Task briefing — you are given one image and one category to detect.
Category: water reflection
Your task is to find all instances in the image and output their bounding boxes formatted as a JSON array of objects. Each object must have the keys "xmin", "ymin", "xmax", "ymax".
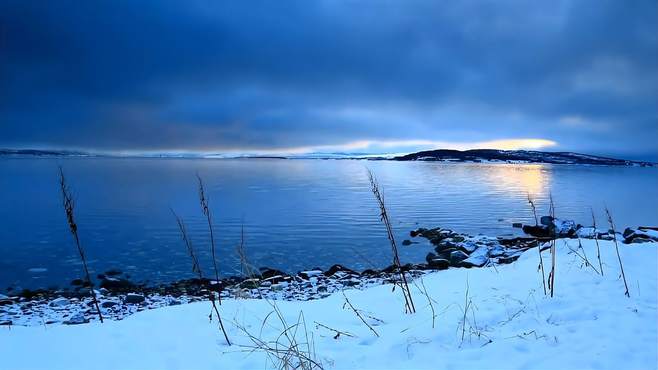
[{"xmin": 0, "ymin": 158, "xmax": 656, "ymax": 291}]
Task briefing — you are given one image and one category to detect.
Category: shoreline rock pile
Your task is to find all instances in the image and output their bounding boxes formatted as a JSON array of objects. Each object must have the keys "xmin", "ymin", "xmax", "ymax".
[{"xmin": 2, "ymin": 221, "xmax": 656, "ymax": 327}]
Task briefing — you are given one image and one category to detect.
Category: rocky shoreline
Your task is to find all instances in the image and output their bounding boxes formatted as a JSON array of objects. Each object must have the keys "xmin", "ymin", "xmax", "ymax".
[{"xmin": 1, "ymin": 221, "xmax": 656, "ymax": 327}]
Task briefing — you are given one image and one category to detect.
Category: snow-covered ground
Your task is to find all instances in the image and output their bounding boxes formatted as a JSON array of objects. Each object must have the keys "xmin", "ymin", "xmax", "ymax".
[{"xmin": 1, "ymin": 239, "xmax": 656, "ymax": 370}]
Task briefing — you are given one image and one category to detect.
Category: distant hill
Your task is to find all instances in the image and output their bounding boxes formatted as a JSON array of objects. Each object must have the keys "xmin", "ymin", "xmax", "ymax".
[
  {"xmin": 393, "ymin": 149, "xmax": 655, "ymax": 166},
  {"xmin": 0, "ymin": 149, "xmax": 92, "ymax": 157}
]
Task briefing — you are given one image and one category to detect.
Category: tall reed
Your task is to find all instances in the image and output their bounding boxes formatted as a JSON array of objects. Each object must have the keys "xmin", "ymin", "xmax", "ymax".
[
  {"xmin": 367, "ymin": 169, "xmax": 415, "ymax": 314},
  {"xmin": 527, "ymin": 194, "xmax": 547, "ymax": 295},
  {"xmin": 197, "ymin": 174, "xmax": 222, "ymax": 303},
  {"xmin": 591, "ymin": 208, "xmax": 604, "ymax": 276},
  {"xmin": 58, "ymin": 167, "xmax": 103, "ymax": 323},
  {"xmin": 548, "ymin": 194, "xmax": 556, "ymax": 297},
  {"xmin": 171, "ymin": 208, "xmax": 231, "ymax": 345},
  {"xmin": 605, "ymin": 208, "xmax": 630, "ymax": 297}
]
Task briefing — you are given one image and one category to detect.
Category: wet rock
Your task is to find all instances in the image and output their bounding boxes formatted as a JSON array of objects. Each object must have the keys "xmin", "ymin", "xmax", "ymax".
[
  {"xmin": 402, "ymin": 239, "xmax": 413, "ymax": 246},
  {"xmin": 258, "ymin": 267, "xmax": 286, "ymax": 280},
  {"xmin": 64, "ymin": 313, "xmax": 88, "ymax": 325},
  {"xmin": 0, "ymin": 320, "xmax": 12, "ymax": 326},
  {"xmin": 124, "ymin": 293, "xmax": 145, "ymax": 304},
  {"xmin": 540, "ymin": 216, "xmax": 553, "ymax": 226},
  {"xmin": 101, "ymin": 301, "xmax": 118, "ymax": 308},
  {"xmin": 298, "ymin": 270, "xmax": 323, "ymax": 279},
  {"xmin": 512, "ymin": 222, "xmax": 523, "ymax": 228},
  {"xmin": 100, "ymin": 277, "xmax": 136, "ymax": 291},
  {"xmin": 49, "ymin": 297, "xmax": 70, "ymax": 308},
  {"xmin": 324, "ymin": 264, "xmax": 357, "ymax": 277},
  {"xmin": 70, "ymin": 279, "xmax": 84, "ymax": 286},
  {"xmin": 105, "ymin": 269, "xmax": 123, "ymax": 276},
  {"xmin": 522, "ymin": 225, "xmax": 550, "ymax": 238},
  {"xmin": 425, "ymin": 252, "xmax": 450, "ymax": 269},
  {"xmin": 0, "ymin": 298, "xmax": 14, "ymax": 306},
  {"xmin": 449, "ymin": 250, "xmax": 469, "ymax": 265},
  {"xmin": 239, "ymin": 279, "xmax": 260, "ymax": 289}
]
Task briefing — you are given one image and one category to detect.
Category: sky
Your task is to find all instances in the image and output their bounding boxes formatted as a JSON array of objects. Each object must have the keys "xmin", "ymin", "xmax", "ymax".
[{"xmin": 1, "ymin": 0, "xmax": 656, "ymax": 160}]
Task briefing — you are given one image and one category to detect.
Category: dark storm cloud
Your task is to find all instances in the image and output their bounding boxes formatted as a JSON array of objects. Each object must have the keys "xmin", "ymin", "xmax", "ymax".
[{"xmin": 1, "ymin": 0, "xmax": 656, "ymax": 158}]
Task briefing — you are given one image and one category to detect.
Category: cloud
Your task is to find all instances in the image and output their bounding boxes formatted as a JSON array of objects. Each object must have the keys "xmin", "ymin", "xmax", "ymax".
[{"xmin": 0, "ymin": 0, "xmax": 656, "ymax": 159}]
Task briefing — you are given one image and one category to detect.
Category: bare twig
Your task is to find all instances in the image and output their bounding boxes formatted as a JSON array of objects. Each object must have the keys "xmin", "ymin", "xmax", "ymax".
[
  {"xmin": 528, "ymin": 194, "xmax": 547, "ymax": 295},
  {"xmin": 548, "ymin": 194, "xmax": 556, "ymax": 297},
  {"xmin": 197, "ymin": 174, "xmax": 222, "ymax": 301},
  {"xmin": 343, "ymin": 292, "xmax": 379, "ymax": 338},
  {"xmin": 172, "ymin": 207, "xmax": 231, "ymax": 346},
  {"xmin": 605, "ymin": 208, "xmax": 630, "ymax": 297},
  {"xmin": 58, "ymin": 167, "xmax": 103, "ymax": 323},
  {"xmin": 314, "ymin": 321, "xmax": 356, "ymax": 339},
  {"xmin": 591, "ymin": 208, "xmax": 604, "ymax": 276},
  {"xmin": 367, "ymin": 169, "xmax": 416, "ymax": 314}
]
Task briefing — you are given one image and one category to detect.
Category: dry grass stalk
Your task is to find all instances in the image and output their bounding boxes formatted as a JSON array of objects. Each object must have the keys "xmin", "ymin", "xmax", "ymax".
[
  {"xmin": 233, "ymin": 303, "xmax": 322, "ymax": 369},
  {"xmin": 171, "ymin": 208, "xmax": 231, "ymax": 346},
  {"xmin": 342, "ymin": 292, "xmax": 380, "ymax": 338},
  {"xmin": 314, "ymin": 321, "xmax": 356, "ymax": 339},
  {"xmin": 367, "ymin": 169, "xmax": 416, "ymax": 314},
  {"xmin": 197, "ymin": 174, "xmax": 222, "ymax": 303},
  {"xmin": 548, "ymin": 194, "xmax": 556, "ymax": 298},
  {"xmin": 605, "ymin": 208, "xmax": 630, "ymax": 297},
  {"xmin": 58, "ymin": 167, "xmax": 103, "ymax": 323},
  {"xmin": 527, "ymin": 194, "xmax": 547, "ymax": 295},
  {"xmin": 591, "ymin": 208, "xmax": 604, "ymax": 276}
]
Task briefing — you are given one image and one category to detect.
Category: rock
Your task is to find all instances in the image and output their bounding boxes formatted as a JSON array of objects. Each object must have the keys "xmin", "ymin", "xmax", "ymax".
[
  {"xmin": 427, "ymin": 257, "xmax": 450, "ymax": 270},
  {"xmin": 124, "ymin": 293, "xmax": 145, "ymax": 304},
  {"xmin": 623, "ymin": 227, "xmax": 658, "ymax": 243},
  {"xmin": 49, "ymin": 297, "xmax": 71, "ymax": 308},
  {"xmin": 402, "ymin": 239, "xmax": 413, "ymax": 246},
  {"xmin": 540, "ymin": 216, "xmax": 553, "ymax": 226},
  {"xmin": 65, "ymin": 312, "xmax": 89, "ymax": 325},
  {"xmin": 449, "ymin": 250, "xmax": 469, "ymax": 265},
  {"xmin": 298, "ymin": 270, "xmax": 323, "ymax": 279},
  {"xmin": 258, "ymin": 267, "xmax": 286, "ymax": 279},
  {"xmin": 512, "ymin": 222, "xmax": 523, "ymax": 228},
  {"xmin": 239, "ymin": 279, "xmax": 260, "ymax": 289},
  {"xmin": 100, "ymin": 277, "xmax": 136, "ymax": 291},
  {"xmin": 498, "ymin": 255, "xmax": 521, "ymax": 264},
  {"xmin": 459, "ymin": 247, "xmax": 489, "ymax": 268},
  {"xmin": 0, "ymin": 299, "xmax": 13, "ymax": 306},
  {"xmin": 551, "ymin": 218, "xmax": 577, "ymax": 237},
  {"xmin": 71, "ymin": 279, "xmax": 84, "ymax": 286},
  {"xmin": 324, "ymin": 264, "xmax": 357, "ymax": 277},
  {"xmin": 105, "ymin": 269, "xmax": 123, "ymax": 276},
  {"xmin": 522, "ymin": 225, "xmax": 551, "ymax": 238},
  {"xmin": 0, "ymin": 320, "xmax": 12, "ymax": 326},
  {"xmin": 101, "ymin": 301, "xmax": 118, "ymax": 308}
]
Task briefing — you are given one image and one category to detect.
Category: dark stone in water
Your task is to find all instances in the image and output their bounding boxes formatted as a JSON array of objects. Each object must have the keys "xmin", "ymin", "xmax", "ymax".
[
  {"xmin": 100, "ymin": 278, "xmax": 136, "ymax": 291},
  {"xmin": 522, "ymin": 225, "xmax": 551, "ymax": 238},
  {"xmin": 324, "ymin": 264, "xmax": 357, "ymax": 277},
  {"xmin": 105, "ymin": 269, "xmax": 123, "ymax": 276},
  {"xmin": 71, "ymin": 279, "xmax": 84, "ymax": 286},
  {"xmin": 258, "ymin": 267, "xmax": 287, "ymax": 280},
  {"xmin": 512, "ymin": 223, "xmax": 523, "ymax": 228},
  {"xmin": 402, "ymin": 239, "xmax": 413, "ymax": 246}
]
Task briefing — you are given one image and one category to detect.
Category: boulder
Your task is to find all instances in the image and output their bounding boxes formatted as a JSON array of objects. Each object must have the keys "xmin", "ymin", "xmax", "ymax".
[
  {"xmin": 65, "ymin": 312, "xmax": 88, "ymax": 325},
  {"xmin": 402, "ymin": 239, "xmax": 413, "ymax": 246},
  {"xmin": 324, "ymin": 264, "xmax": 357, "ymax": 277},
  {"xmin": 427, "ymin": 258, "xmax": 450, "ymax": 270},
  {"xmin": 449, "ymin": 250, "xmax": 469, "ymax": 265},
  {"xmin": 258, "ymin": 267, "xmax": 287, "ymax": 279},
  {"xmin": 100, "ymin": 277, "xmax": 136, "ymax": 291},
  {"xmin": 49, "ymin": 297, "xmax": 71, "ymax": 308},
  {"xmin": 124, "ymin": 293, "xmax": 145, "ymax": 304}
]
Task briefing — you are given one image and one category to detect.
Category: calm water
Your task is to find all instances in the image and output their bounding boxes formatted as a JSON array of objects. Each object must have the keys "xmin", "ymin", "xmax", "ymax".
[{"xmin": 1, "ymin": 158, "xmax": 657, "ymax": 291}]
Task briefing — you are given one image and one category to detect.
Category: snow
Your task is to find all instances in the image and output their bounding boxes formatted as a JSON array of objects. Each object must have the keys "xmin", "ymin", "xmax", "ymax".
[{"xmin": 1, "ymin": 239, "xmax": 656, "ymax": 370}]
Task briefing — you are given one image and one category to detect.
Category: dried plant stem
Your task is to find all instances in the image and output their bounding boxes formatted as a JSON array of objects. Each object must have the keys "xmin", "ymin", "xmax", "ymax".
[
  {"xmin": 367, "ymin": 169, "xmax": 416, "ymax": 314},
  {"xmin": 197, "ymin": 174, "xmax": 223, "ymax": 303},
  {"xmin": 527, "ymin": 194, "xmax": 547, "ymax": 295},
  {"xmin": 172, "ymin": 208, "xmax": 231, "ymax": 345},
  {"xmin": 343, "ymin": 292, "xmax": 379, "ymax": 338},
  {"xmin": 591, "ymin": 208, "xmax": 604, "ymax": 276},
  {"xmin": 548, "ymin": 194, "xmax": 556, "ymax": 298},
  {"xmin": 605, "ymin": 208, "xmax": 630, "ymax": 297},
  {"xmin": 58, "ymin": 167, "xmax": 103, "ymax": 323}
]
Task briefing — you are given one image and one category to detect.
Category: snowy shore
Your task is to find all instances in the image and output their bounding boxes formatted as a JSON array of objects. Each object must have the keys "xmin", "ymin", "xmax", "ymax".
[{"xmin": 1, "ymin": 238, "xmax": 656, "ymax": 370}]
